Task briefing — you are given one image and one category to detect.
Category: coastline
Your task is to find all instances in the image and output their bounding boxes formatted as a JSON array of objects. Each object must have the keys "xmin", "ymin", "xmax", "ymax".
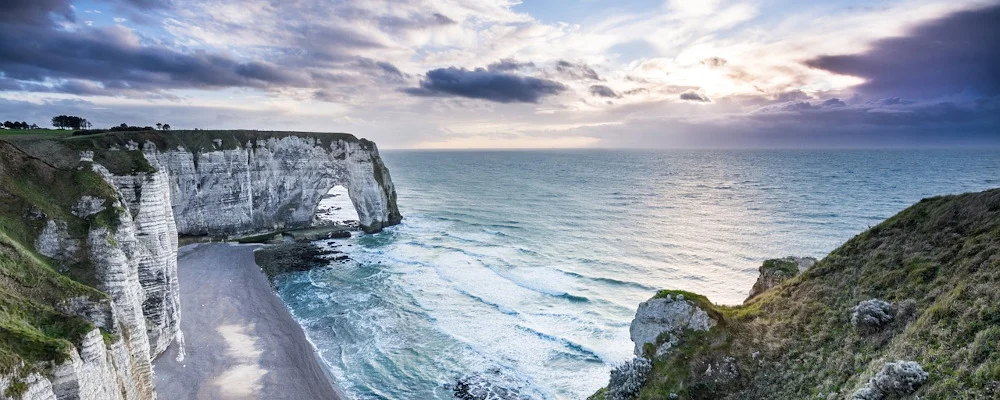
[{"xmin": 153, "ymin": 243, "xmax": 345, "ymax": 400}]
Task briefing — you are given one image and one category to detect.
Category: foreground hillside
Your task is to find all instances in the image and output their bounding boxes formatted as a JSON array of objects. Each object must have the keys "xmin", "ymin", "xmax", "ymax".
[{"xmin": 594, "ymin": 188, "xmax": 1000, "ymax": 399}]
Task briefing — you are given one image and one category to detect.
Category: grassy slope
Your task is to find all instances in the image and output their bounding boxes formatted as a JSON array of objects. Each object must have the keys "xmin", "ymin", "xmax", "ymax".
[
  {"xmin": 0, "ymin": 140, "xmax": 115, "ymax": 386},
  {"xmin": 608, "ymin": 189, "xmax": 1000, "ymax": 399},
  {"xmin": 0, "ymin": 129, "xmax": 71, "ymax": 138}
]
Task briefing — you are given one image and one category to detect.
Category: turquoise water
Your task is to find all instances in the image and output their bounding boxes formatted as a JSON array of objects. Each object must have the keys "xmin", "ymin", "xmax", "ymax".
[{"xmin": 276, "ymin": 150, "xmax": 1000, "ymax": 399}]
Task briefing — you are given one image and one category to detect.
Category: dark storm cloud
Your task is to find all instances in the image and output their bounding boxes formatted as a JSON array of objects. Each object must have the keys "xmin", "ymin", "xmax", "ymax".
[
  {"xmin": 740, "ymin": 5, "xmax": 1000, "ymax": 144},
  {"xmin": 0, "ymin": 0, "xmax": 390, "ymax": 96},
  {"xmin": 404, "ymin": 67, "xmax": 567, "ymax": 103},
  {"xmin": 1, "ymin": 0, "xmax": 74, "ymax": 24},
  {"xmin": 806, "ymin": 4, "xmax": 1000, "ymax": 99},
  {"xmin": 679, "ymin": 91, "xmax": 711, "ymax": 102},
  {"xmin": 0, "ymin": 24, "xmax": 310, "ymax": 91},
  {"xmin": 487, "ymin": 59, "xmax": 535, "ymax": 73},
  {"xmin": 589, "ymin": 85, "xmax": 620, "ymax": 98},
  {"xmin": 750, "ymin": 97, "xmax": 1000, "ymax": 128},
  {"xmin": 555, "ymin": 60, "xmax": 600, "ymax": 81}
]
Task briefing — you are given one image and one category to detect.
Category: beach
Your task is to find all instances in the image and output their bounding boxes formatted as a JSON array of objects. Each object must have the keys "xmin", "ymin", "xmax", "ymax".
[{"xmin": 153, "ymin": 243, "xmax": 342, "ymax": 400}]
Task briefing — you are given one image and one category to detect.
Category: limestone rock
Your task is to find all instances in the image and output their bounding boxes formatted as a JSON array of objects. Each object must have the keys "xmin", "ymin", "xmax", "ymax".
[
  {"xmin": 148, "ymin": 136, "xmax": 401, "ymax": 235},
  {"xmin": 629, "ymin": 294, "xmax": 716, "ymax": 357},
  {"xmin": 35, "ymin": 219, "xmax": 81, "ymax": 266},
  {"xmin": 607, "ymin": 357, "xmax": 652, "ymax": 400},
  {"xmin": 72, "ymin": 196, "xmax": 107, "ymax": 218},
  {"xmin": 745, "ymin": 256, "xmax": 816, "ymax": 302}
]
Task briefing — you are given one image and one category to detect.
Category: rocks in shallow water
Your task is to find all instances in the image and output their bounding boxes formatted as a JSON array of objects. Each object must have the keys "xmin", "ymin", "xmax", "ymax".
[
  {"xmin": 851, "ymin": 299, "xmax": 895, "ymax": 331},
  {"xmin": 746, "ymin": 256, "xmax": 816, "ymax": 302},
  {"xmin": 607, "ymin": 357, "xmax": 652, "ymax": 400},
  {"xmin": 629, "ymin": 293, "xmax": 716, "ymax": 357},
  {"xmin": 852, "ymin": 361, "xmax": 928, "ymax": 400},
  {"xmin": 451, "ymin": 367, "xmax": 532, "ymax": 400},
  {"xmin": 253, "ymin": 243, "xmax": 331, "ymax": 279}
]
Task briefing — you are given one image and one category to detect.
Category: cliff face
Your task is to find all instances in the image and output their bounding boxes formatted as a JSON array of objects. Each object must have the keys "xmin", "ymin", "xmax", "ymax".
[
  {"xmin": 592, "ymin": 189, "xmax": 1000, "ymax": 400},
  {"xmin": 150, "ymin": 135, "xmax": 400, "ymax": 235},
  {"xmin": 0, "ymin": 131, "xmax": 401, "ymax": 399}
]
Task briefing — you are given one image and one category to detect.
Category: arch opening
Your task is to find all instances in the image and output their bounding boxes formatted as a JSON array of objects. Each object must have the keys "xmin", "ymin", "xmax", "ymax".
[{"xmin": 312, "ymin": 185, "xmax": 361, "ymax": 231}]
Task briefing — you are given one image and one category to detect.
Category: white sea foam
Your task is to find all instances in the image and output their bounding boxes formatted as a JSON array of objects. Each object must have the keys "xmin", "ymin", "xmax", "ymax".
[{"xmin": 274, "ymin": 150, "xmax": 1000, "ymax": 400}]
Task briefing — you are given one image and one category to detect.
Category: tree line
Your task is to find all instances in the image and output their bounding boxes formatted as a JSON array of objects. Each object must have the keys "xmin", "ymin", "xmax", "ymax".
[
  {"xmin": 73, "ymin": 122, "xmax": 174, "ymax": 136},
  {"xmin": 2, "ymin": 115, "xmax": 177, "ymax": 133},
  {"xmin": 2, "ymin": 121, "xmax": 39, "ymax": 130}
]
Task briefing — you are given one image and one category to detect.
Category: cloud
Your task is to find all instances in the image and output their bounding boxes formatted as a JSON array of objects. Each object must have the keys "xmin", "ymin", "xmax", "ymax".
[
  {"xmin": 589, "ymin": 85, "xmax": 620, "ymax": 98},
  {"xmin": 0, "ymin": 23, "xmax": 314, "ymax": 92},
  {"xmin": 679, "ymin": 90, "xmax": 711, "ymax": 102},
  {"xmin": 487, "ymin": 59, "xmax": 535, "ymax": 73},
  {"xmin": 555, "ymin": 60, "xmax": 600, "ymax": 81},
  {"xmin": 355, "ymin": 58, "xmax": 406, "ymax": 81},
  {"xmin": 806, "ymin": 4, "xmax": 1000, "ymax": 99},
  {"xmin": 0, "ymin": 0, "xmax": 416, "ymax": 97},
  {"xmin": 821, "ymin": 98, "xmax": 846, "ymax": 107},
  {"xmin": 404, "ymin": 67, "xmax": 567, "ymax": 103},
  {"xmin": 701, "ymin": 57, "xmax": 728, "ymax": 67},
  {"xmin": 1, "ymin": 0, "xmax": 74, "ymax": 24}
]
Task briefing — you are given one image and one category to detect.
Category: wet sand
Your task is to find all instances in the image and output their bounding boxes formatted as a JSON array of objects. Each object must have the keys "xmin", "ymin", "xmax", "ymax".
[{"xmin": 154, "ymin": 243, "xmax": 343, "ymax": 400}]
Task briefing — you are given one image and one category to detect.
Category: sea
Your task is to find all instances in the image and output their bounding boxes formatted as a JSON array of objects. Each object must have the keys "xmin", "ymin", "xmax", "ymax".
[{"xmin": 274, "ymin": 149, "xmax": 1000, "ymax": 400}]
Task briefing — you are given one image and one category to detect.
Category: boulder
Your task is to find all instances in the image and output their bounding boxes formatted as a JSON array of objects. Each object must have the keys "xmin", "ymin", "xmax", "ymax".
[
  {"xmin": 852, "ymin": 361, "xmax": 928, "ymax": 400},
  {"xmin": 851, "ymin": 299, "xmax": 895, "ymax": 331}
]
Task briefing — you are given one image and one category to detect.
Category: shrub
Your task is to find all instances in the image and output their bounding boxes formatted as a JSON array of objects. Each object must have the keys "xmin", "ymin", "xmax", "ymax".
[
  {"xmin": 608, "ymin": 357, "xmax": 652, "ymax": 400},
  {"xmin": 851, "ymin": 299, "xmax": 894, "ymax": 331},
  {"xmin": 852, "ymin": 361, "xmax": 928, "ymax": 400}
]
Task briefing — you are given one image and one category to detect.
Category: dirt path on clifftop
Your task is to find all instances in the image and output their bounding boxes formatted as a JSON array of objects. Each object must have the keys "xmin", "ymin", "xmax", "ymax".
[{"xmin": 154, "ymin": 243, "xmax": 343, "ymax": 400}]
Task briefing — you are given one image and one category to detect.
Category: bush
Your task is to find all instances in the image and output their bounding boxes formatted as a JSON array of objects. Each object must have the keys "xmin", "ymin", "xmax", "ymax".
[
  {"xmin": 608, "ymin": 357, "xmax": 652, "ymax": 400},
  {"xmin": 852, "ymin": 361, "xmax": 928, "ymax": 400},
  {"xmin": 851, "ymin": 299, "xmax": 894, "ymax": 331}
]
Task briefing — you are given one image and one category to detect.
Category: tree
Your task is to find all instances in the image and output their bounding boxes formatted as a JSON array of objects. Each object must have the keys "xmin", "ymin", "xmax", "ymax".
[
  {"xmin": 3, "ymin": 121, "xmax": 12, "ymax": 129},
  {"xmin": 156, "ymin": 123, "xmax": 162, "ymax": 130},
  {"xmin": 162, "ymin": 124, "xmax": 171, "ymax": 131},
  {"xmin": 51, "ymin": 115, "xmax": 88, "ymax": 130},
  {"xmin": 29, "ymin": 123, "xmax": 39, "ymax": 129}
]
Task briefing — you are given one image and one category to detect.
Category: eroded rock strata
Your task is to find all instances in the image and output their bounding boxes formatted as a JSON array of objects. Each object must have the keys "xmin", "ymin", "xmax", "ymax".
[{"xmin": 0, "ymin": 131, "xmax": 401, "ymax": 399}]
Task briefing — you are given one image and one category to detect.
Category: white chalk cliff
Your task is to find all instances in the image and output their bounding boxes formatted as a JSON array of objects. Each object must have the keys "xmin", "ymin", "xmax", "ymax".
[{"xmin": 0, "ymin": 131, "xmax": 401, "ymax": 399}]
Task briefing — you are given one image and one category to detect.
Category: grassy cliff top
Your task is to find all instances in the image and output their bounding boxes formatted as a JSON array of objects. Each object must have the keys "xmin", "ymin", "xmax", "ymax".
[
  {"xmin": 600, "ymin": 188, "xmax": 1000, "ymax": 399},
  {"xmin": 1, "ymin": 130, "xmax": 369, "ymax": 175}
]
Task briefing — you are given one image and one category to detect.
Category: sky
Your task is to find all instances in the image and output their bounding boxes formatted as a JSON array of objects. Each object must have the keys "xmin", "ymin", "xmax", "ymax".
[{"xmin": 0, "ymin": 0, "xmax": 998, "ymax": 149}]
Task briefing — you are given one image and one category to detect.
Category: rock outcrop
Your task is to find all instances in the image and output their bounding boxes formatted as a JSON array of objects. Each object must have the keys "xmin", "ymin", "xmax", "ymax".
[
  {"xmin": 0, "ymin": 131, "xmax": 401, "ymax": 399},
  {"xmin": 629, "ymin": 292, "xmax": 717, "ymax": 357},
  {"xmin": 745, "ymin": 256, "xmax": 815, "ymax": 302}
]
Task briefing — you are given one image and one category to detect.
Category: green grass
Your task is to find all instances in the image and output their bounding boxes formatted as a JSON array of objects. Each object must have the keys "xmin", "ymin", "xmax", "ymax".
[
  {"xmin": 0, "ymin": 231, "xmax": 102, "ymax": 375},
  {"xmin": 0, "ymin": 140, "xmax": 117, "ymax": 379},
  {"xmin": 0, "ymin": 129, "xmax": 70, "ymax": 137},
  {"xmin": 596, "ymin": 189, "xmax": 1000, "ymax": 399}
]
